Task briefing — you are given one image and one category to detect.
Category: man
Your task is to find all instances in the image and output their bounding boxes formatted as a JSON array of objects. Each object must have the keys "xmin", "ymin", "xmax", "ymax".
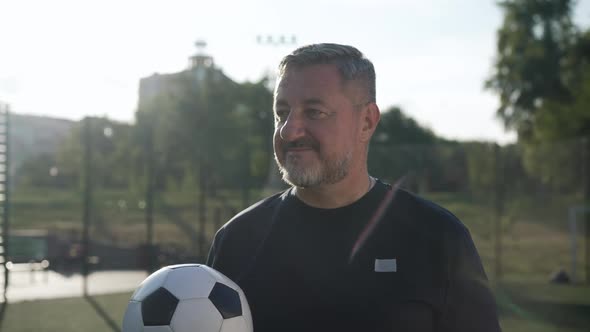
[{"xmin": 207, "ymin": 43, "xmax": 501, "ymax": 331}]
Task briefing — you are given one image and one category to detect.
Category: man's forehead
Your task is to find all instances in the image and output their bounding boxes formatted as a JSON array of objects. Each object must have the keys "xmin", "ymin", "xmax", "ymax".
[
  {"xmin": 277, "ymin": 64, "xmax": 342, "ymax": 83},
  {"xmin": 275, "ymin": 65, "xmax": 342, "ymax": 94},
  {"xmin": 274, "ymin": 65, "xmax": 364, "ymax": 104}
]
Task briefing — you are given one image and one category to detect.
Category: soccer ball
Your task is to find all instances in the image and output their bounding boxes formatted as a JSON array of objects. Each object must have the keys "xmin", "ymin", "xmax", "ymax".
[{"xmin": 122, "ymin": 264, "xmax": 253, "ymax": 332}]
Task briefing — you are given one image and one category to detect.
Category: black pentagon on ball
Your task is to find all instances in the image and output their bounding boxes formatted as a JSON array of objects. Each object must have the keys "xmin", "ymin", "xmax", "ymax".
[
  {"xmin": 209, "ymin": 282, "xmax": 242, "ymax": 319},
  {"xmin": 142, "ymin": 287, "xmax": 179, "ymax": 326}
]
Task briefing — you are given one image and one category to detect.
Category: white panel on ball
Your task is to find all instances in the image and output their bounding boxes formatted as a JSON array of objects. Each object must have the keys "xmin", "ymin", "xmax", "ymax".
[
  {"xmin": 164, "ymin": 265, "xmax": 217, "ymax": 300},
  {"xmin": 131, "ymin": 267, "xmax": 171, "ymax": 301},
  {"xmin": 220, "ymin": 316, "xmax": 248, "ymax": 332},
  {"xmin": 207, "ymin": 266, "xmax": 240, "ymax": 291},
  {"xmin": 121, "ymin": 301, "xmax": 143, "ymax": 332},
  {"xmin": 170, "ymin": 298, "xmax": 224, "ymax": 332},
  {"xmin": 240, "ymin": 297, "xmax": 253, "ymax": 332},
  {"xmin": 204, "ymin": 265, "xmax": 253, "ymax": 332}
]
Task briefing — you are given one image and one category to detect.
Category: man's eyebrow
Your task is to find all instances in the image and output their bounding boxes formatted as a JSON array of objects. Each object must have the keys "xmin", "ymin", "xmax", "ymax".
[
  {"xmin": 274, "ymin": 98, "xmax": 327, "ymax": 107},
  {"xmin": 274, "ymin": 99, "xmax": 289, "ymax": 108}
]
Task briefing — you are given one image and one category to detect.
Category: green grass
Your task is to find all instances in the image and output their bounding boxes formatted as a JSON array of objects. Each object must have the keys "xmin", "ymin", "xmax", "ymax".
[
  {"xmin": 1, "ymin": 281, "xmax": 589, "ymax": 332},
  {"xmin": 495, "ymin": 282, "xmax": 590, "ymax": 331},
  {"xmin": 500, "ymin": 317, "xmax": 585, "ymax": 332},
  {"xmin": 422, "ymin": 192, "xmax": 587, "ymax": 283},
  {"xmin": 10, "ymin": 187, "xmax": 589, "ymax": 280},
  {"xmin": 8, "ymin": 184, "xmax": 588, "ymax": 330},
  {"xmin": 0, "ymin": 293, "xmax": 130, "ymax": 332},
  {"xmin": 10, "ymin": 187, "xmax": 248, "ymax": 253}
]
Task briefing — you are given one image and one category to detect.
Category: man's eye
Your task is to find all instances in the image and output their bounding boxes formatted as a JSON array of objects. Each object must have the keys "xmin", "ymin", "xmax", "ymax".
[
  {"xmin": 275, "ymin": 110, "xmax": 289, "ymax": 122},
  {"xmin": 306, "ymin": 109, "xmax": 328, "ymax": 120}
]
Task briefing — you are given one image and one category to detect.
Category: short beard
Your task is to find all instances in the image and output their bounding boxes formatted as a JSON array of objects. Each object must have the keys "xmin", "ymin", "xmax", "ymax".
[{"xmin": 275, "ymin": 150, "xmax": 352, "ymax": 188}]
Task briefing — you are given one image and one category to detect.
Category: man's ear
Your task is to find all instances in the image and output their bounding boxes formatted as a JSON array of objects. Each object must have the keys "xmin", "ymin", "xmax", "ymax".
[{"xmin": 360, "ymin": 102, "xmax": 380, "ymax": 142}]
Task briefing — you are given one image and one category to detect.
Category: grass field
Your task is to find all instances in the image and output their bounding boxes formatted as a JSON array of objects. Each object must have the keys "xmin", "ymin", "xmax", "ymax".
[
  {"xmin": 496, "ymin": 281, "xmax": 590, "ymax": 331},
  {"xmin": 1, "ymin": 281, "xmax": 588, "ymax": 332},
  {"xmin": 11, "ymin": 187, "xmax": 587, "ymax": 279},
  {"xmin": 5, "ymin": 186, "xmax": 590, "ymax": 330},
  {"xmin": 0, "ymin": 293, "xmax": 130, "ymax": 332}
]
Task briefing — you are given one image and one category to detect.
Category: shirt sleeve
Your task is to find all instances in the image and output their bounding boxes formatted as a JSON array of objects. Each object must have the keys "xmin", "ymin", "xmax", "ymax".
[
  {"xmin": 440, "ymin": 225, "xmax": 502, "ymax": 332},
  {"xmin": 206, "ymin": 227, "xmax": 226, "ymax": 268}
]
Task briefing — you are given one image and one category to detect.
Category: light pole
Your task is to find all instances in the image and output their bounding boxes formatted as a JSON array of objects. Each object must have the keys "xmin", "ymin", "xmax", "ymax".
[{"xmin": 256, "ymin": 34, "xmax": 298, "ymax": 90}]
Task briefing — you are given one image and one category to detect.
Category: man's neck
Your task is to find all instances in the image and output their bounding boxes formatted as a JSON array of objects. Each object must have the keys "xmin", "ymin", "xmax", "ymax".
[{"xmin": 293, "ymin": 172, "xmax": 374, "ymax": 209}]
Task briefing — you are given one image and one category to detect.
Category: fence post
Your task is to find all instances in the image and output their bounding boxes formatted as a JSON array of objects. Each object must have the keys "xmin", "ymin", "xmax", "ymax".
[
  {"xmin": 82, "ymin": 118, "xmax": 93, "ymax": 296},
  {"xmin": 0, "ymin": 104, "xmax": 11, "ymax": 301},
  {"xmin": 198, "ymin": 161, "xmax": 208, "ymax": 260},
  {"xmin": 145, "ymin": 123, "xmax": 156, "ymax": 273},
  {"xmin": 493, "ymin": 143, "xmax": 504, "ymax": 282},
  {"xmin": 584, "ymin": 137, "xmax": 590, "ymax": 284}
]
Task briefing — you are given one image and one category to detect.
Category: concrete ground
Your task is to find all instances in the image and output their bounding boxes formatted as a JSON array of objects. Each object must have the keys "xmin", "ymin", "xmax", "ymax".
[{"xmin": 0, "ymin": 267, "xmax": 147, "ymax": 303}]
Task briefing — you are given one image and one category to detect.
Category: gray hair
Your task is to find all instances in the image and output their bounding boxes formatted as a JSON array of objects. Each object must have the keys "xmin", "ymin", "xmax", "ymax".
[{"xmin": 277, "ymin": 43, "xmax": 376, "ymax": 103}]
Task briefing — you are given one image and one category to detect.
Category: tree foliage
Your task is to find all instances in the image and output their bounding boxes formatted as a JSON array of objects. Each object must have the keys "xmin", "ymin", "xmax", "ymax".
[
  {"xmin": 533, "ymin": 30, "xmax": 590, "ymax": 141},
  {"xmin": 135, "ymin": 69, "xmax": 274, "ymax": 193},
  {"xmin": 369, "ymin": 107, "xmax": 443, "ymax": 192},
  {"xmin": 486, "ymin": 0, "xmax": 578, "ymax": 138},
  {"xmin": 487, "ymin": 0, "xmax": 590, "ymax": 193},
  {"xmin": 54, "ymin": 117, "xmax": 135, "ymax": 190}
]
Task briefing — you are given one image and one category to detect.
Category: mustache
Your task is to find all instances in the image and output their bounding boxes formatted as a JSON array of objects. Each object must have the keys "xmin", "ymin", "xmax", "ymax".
[{"xmin": 282, "ymin": 138, "xmax": 319, "ymax": 150}]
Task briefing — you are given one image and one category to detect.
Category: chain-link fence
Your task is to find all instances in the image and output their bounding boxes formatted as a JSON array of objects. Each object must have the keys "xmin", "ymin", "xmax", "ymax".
[
  {"xmin": 371, "ymin": 140, "xmax": 589, "ymax": 284},
  {"xmin": 3, "ymin": 111, "xmax": 590, "ymax": 330},
  {"xmin": 7, "ymin": 117, "xmax": 589, "ymax": 282}
]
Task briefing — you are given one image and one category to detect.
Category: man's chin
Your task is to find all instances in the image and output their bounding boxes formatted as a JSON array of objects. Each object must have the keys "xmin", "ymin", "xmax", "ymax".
[{"xmin": 281, "ymin": 169, "xmax": 322, "ymax": 188}]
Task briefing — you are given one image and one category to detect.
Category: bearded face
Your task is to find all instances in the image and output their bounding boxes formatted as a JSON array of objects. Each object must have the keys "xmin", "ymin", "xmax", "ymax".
[{"xmin": 274, "ymin": 136, "xmax": 352, "ymax": 188}]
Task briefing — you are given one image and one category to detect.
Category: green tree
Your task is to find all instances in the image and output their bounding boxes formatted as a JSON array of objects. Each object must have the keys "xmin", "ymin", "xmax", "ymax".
[
  {"xmin": 16, "ymin": 153, "xmax": 76, "ymax": 188},
  {"xmin": 55, "ymin": 117, "xmax": 135, "ymax": 190},
  {"xmin": 231, "ymin": 79, "xmax": 275, "ymax": 188},
  {"xmin": 135, "ymin": 69, "xmax": 274, "ymax": 194},
  {"xmin": 533, "ymin": 30, "xmax": 590, "ymax": 141},
  {"xmin": 485, "ymin": 0, "xmax": 578, "ymax": 138},
  {"xmin": 369, "ymin": 106, "xmax": 440, "ymax": 192},
  {"xmin": 487, "ymin": 0, "xmax": 590, "ymax": 193}
]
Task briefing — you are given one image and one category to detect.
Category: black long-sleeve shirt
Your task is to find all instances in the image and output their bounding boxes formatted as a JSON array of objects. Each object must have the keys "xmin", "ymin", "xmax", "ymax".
[{"xmin": 207, "ymin": 180, "xmax": 501, "ymax": 332}]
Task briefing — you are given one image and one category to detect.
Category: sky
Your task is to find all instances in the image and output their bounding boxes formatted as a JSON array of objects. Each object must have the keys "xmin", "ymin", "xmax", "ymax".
[{"xmin": 0, "ymin": 0, "xmax": 589, "ymax": 144}]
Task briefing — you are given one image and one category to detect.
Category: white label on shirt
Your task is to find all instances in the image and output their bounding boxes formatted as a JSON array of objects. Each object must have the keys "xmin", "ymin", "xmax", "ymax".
[{"xmin": 374, "ymin": 258, "xmax": 397, "ymax": 272}]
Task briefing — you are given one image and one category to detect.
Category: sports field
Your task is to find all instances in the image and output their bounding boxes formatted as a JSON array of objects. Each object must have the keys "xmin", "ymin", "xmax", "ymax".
[
  {"xmin": 0, "ymin": 281, "xmax": 589, "ymax": 332},
  {"xmin": 5, "ymin": 189, "xmax": 589, "ymax": 331}
]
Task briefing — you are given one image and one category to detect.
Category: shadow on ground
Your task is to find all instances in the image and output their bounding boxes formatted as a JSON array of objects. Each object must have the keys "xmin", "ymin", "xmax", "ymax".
[
  {"xmin": 85, "ymin": 295, "xmax": 121, "ymax": 332},
  {"xmin": 0, "ymin": 302, "xmax": 6, "ymax": 331}
]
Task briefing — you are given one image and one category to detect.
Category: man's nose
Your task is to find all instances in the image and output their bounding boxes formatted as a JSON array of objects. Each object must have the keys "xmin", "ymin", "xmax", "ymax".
[{"xmin": 279, "ymin": 112, "xmax": 306, "ymax": 141}]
